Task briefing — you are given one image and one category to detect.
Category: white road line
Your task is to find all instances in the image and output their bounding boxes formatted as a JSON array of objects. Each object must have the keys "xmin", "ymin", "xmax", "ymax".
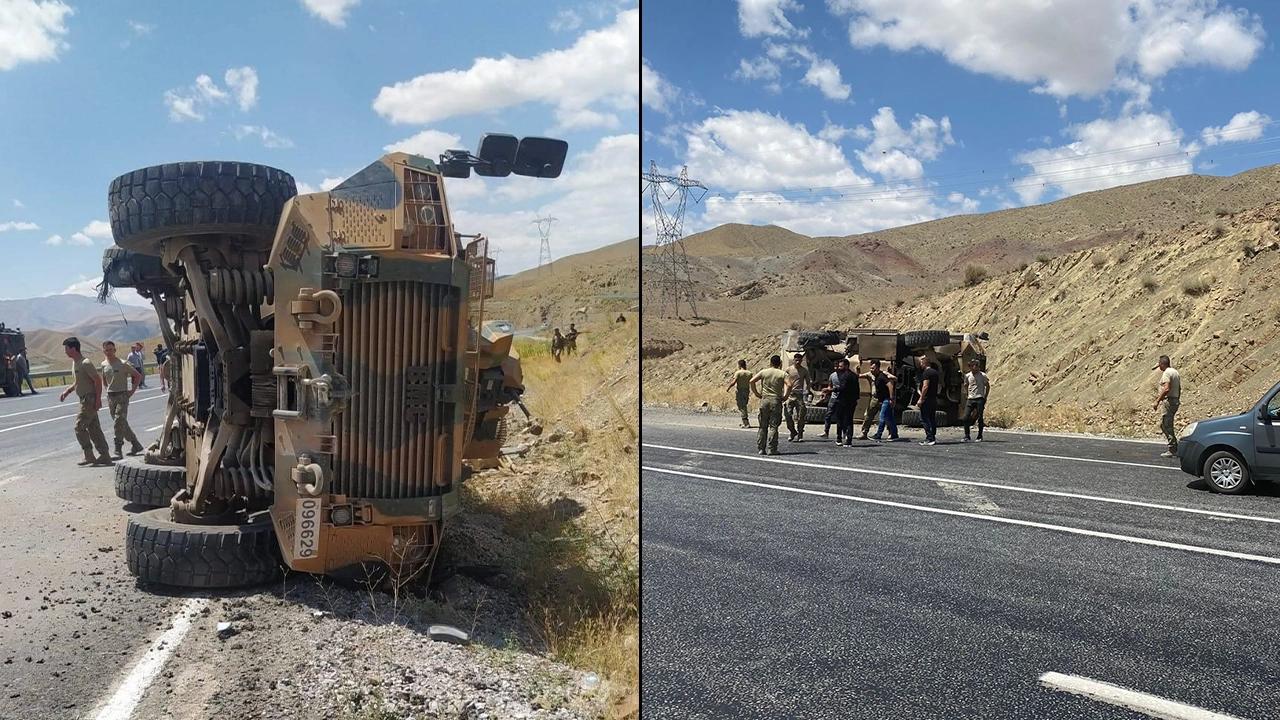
[
  {"xmin": 90, "ymin": 597, "xmax": 208, "ymax": 720},
  {"xmin": 1038, "ymin": 671, "xmax": 1243, "ymax": 719},
  {"xmin": 0, "ymin": 388, "xmax": 165, "ymax": 419},
  {"xmin": 644, "ymin": 417, "xmax": 1167, "ymax": 445},
  {"xmin": 145, "ymin": 425, "xmax": 163, "ymax": 432},
  {"xmin": 642, "ymin": 443, "xmax": 1280, "ymax": 526},
  {"xmin": 1006, "ymin": 451, "xmax": 1178, "ymax": 471},
  {"xmin": 0, "ymin": 475, "xmax": 24, "ymax": 489},
  {"xmin": 0, "ymin": 394, "xmax": 165, "ymax": 434},
  {"xmin": 644, "ymin": 465, "xmax": 1280, "ymax": 566}
]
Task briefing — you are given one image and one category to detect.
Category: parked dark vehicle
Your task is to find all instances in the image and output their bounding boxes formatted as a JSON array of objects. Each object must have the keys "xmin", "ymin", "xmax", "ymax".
[
  {"xmin": 0, "ymin": 323, "xmax": 26, "ymax": 397},
  {"xmin": 1177, "ymin": 380, "xmax": 1280, "ymax": 494}
]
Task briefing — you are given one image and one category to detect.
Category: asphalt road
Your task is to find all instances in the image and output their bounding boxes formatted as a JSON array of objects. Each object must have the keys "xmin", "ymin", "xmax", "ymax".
[
  {"xmin": 642, "ymin": 409, "xmax": 1280, "ymax": 720},
  {"xmin": 0, "ymin": 382, "xmax": 177, "ymax": 720}
]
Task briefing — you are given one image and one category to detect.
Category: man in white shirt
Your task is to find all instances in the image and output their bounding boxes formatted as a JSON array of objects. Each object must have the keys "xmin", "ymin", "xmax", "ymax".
[
  {"xmin": 127, "ymin": 342, "xmax": 147, "ymax": 388},
  {"xmin": 1153, "ymin": 355, "xmax": 1181, "ymax": 458},
  {"xmin": 961, "ymin": 359, "xmax": 990, "ymax": 442}
]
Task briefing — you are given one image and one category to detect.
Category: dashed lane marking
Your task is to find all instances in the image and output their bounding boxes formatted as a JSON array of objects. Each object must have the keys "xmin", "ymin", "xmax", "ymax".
[
  {"xmin": 644, "ymin": 465, "xmax": 1280, "ymax": 567},
  {"xmin": 0, "ymin": 394, "xmax": 165, "ymax": 434},
  {"xmin": 642, "ymin": 443, "xmax": 1280, "ymax": 525},
  {"xmin": 1038, "ymin": 671, "xmax": 1244, "ymax": 719},
  {"xmin": 145, "ymin": 425, "xmax": 163, "ymax": 432},
  {"xmin": 1006, "ymin": 450, "xmax": 1178, "ymax": 471},
  {"xmin": 90, "ymin": 597, "xmax": 208, "ymax": 720}
]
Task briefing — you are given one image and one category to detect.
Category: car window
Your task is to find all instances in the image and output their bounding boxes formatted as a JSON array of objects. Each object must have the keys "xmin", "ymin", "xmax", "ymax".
[{"xmin": 1269, "ymin": 393, "xmax": 1280, "ymax": 418}]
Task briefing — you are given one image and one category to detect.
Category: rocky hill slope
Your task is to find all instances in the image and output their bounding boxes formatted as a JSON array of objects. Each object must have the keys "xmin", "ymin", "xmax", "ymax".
[
  {"xmin": 488, "ymin": 238, "xmax": 638, "ymax": 330},
  {"xmin": 644, "ymin": 167, "xmax": 1280, "ymax": 437}
]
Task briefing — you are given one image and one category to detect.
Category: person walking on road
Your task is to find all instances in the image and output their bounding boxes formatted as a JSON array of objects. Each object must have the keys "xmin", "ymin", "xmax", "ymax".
[
  {"xmin": 154, "ymin": 344, "xmax": 170, "ymax": 392},
  {"xmin": 750, "ymin": 355, "xmax": 791, "ymax": 455},
  {"xmin": 961, "ymin": 359, "xmax": 989, "ymax": 442},
  {"xmin": 828, "ymin": 358, "xmax": 858, "ymax": 446},
  {"xmin": 59, "ymin": 337, "xmax": 112, "ymax": 466},
  {"xmin": 917, "ymin": 356, "xmax": 941, "ymax": 446},
  {"xmin": 784, "ymin": 353, "xmax": 809, "ymax": 442},
  {"xmin": 1154, "ymin": 355, "xmax": 1181, "ymax": 457},
  {"xmin": 101, "ymin": 341, "xmax": 145, "ymax": 459},
  {"xmin": 15, "ymin": 349, "xmax": 36, "ymax": 394},
  {"xmin": 725, "ymin": 359, "xmax": 753, "ymax": 428},
  {"xmin": 127, "ymin": 342, "xmax": 147, "ymax": 388},
  {"xmin": 858, "ymin": 360, "xmax": 896, "ymax": 441}
]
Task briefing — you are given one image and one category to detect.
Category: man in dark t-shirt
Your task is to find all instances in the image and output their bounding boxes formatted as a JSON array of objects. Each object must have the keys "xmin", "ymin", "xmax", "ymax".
[
  {"xmin": 917, "ymin": 356, "xmax": 941, "ymax": 445},
  {"xmin": 858, "ymin": 360, "xmax": 897, "ymax": 441},
  {"xmin": 828, "ymin": 358, "xmax": 858, "ymax": 446}
]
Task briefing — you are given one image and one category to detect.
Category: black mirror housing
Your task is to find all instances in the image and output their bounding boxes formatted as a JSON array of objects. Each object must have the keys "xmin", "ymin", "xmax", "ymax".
[
  {"xmin": 476, "ymin": 134, "xmax": 517, "ymax": 177},
  {"xmin": 513, "ymin": 137, "xmax": 568, "ymax": 178}
]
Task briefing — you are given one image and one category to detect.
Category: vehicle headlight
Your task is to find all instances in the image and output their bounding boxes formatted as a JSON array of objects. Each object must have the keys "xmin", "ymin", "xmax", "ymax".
[{"xmin": 1180, "ymin": 421, "xmax": 1198, "ymax": 439}]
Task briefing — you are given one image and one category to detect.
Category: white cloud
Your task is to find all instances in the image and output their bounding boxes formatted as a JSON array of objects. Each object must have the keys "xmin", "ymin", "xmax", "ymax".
[
  {"xmin": 127, "ymin": 20, "xmax": 153, "ymax": 36},
  {"xmin": 320, "ymin": 177, "xmax": 345, "ymax": 191},
  {"xmin": 61, "ymin": 276, "xmax": 153, "ymax": 307},
  {"xmin": 854, "ymin": 106, "xmax": 954, "ymax": 181},
  {"xmin": 828, "ymin": 0, "xmax": 1264, "ymax": 98},
  {"xmin": 1201, "ymin": 109, "xmax": 1271, "ymax": 146},
  {"xmin": 47, "ymin": 233, "xmax": 90, "ymax": 246},
  {"xmin": 947, "ymin": 191, "xmax": 979, "ymax": 213},
  {"xmin": 383, "ymin": 129, "xmax": 463, "ymax": 158},
  {"xmin": 761, "ymin": 43, "xmax": 851, "ymax": 101},
  {"xmin": 450, "ymin": 134, "xmax": 638, "ymax": 273},
  {"xmin": 12, "ymin": 199, "xmax": 23, "ymax": 208},
  {"xmin": 372, "ymin": 9, "xmax": 637, "ymax": 126},
  {"xmin": 550, "ymin": 8, "xmax": 583, "ymax": 32},
  {"xmin": 0, "ymin": 221, "xmax": 38, "ymax": 232},
  {"xmin": 164, "ymin": 68, "xmax": 255, "ymax": 121},
  {"xmin": 1014, "ymin": 112, "xmax": 1195, "ymax": 204},
  {"xmin": 737, "ymin": 0, "xmax": 805, "ymax": 38},
  {"xmin": 232, "ymin": 124, "xmax": 294, "ymax": 149},
  {"xmin": 643, "ymin": 61, "xmax": 676, "ymax": 114},
  {"xmin": 80, "ymin": 219, "xmax": 112, "ymax": 240},
  {"xmin": 224, "ymin": 66, "xmax": 258, "ymax": 111},
  {"xmin": 0, "ymin": 0, "xmax": 72, "ymax": 72},
  {"xmin": 816, "ymin": 118, "xmax": 853, "ymax": 143},
  {"xmin": 684, "ymin": 110, "xmax": 871, "ymax": 191},
  {"xmin": 696, "ymin": 190, "xmax": 947, "ymax": 239},
  {"xmin": 801, "ymin": 56, "xmax": 851, "ymax": 100},
  {"xmin": 300, "ymin": 0, "xmax": 360, "ymax": 27},
  {"xmin": 734, "ymin": 56, "xmax": 781, "ymax": 82},
  {"xmin": 555, "ymin": 107, "xmax": 620, "ymax": 130}
]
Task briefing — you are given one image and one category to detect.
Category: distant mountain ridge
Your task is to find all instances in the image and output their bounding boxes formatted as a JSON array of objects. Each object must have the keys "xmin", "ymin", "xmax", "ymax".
[{"xmin": 0, "ymin": 294, "xmax": 159, "ymax": 344}]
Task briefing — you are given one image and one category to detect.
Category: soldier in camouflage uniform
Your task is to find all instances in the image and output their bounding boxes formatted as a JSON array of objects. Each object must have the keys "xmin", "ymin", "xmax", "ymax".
[
  {"xmin": 101, "ymin": 340, "xmax": 145, "ymax": 459},
  {"xmin": 58, "ymin": 337, "xmax": 112, "ymax": 466},
  {"xmin": 724, "ymin": 359, "xmax": 753, "ymax": 427},
  {"xmin": 783, "ymin": 353, "xmax": 808, "ymax": 442},
  {"xmin": 751, "ymin": 354, "xmax": 792, "ymax": 455}
]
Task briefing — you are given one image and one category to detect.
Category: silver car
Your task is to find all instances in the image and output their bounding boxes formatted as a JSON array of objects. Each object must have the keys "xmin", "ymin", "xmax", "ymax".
[{"xmin": 1176, "ymin": 380, "xmax": 1280, "ymax": 494}]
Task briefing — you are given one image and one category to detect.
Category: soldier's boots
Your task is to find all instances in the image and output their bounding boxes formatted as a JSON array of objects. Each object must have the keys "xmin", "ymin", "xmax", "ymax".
[
  {"xmin": 128, "ymin": 442, "xmax": 144, "ymax": 456},
  {"xmin": 79, "ymin": 452, "xmax": 114, "ymax": 467},
  {"xmin": 112, "ymin": 445, "xmax": 124, "ymax": 461}
]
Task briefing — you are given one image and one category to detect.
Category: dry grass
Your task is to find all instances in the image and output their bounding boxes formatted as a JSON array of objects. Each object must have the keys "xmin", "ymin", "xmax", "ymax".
[
  {"xmin": 483, "ymin": 322, "xmax": 638, "ymax": 718},
  {"xmin": 1140, "ymin": 274, "xmax": 1158, "ymax": 292},
  {"xmin": 1036, "ymin": 253, "xmax": 1052, "ymax": 264},
  {"xmin": 964, "ymin": 264, "xmax": 989, "ymax": 287},
  {"xmin": 1091, "ymin": 253, "xmax": 1107, "ymax": 269},
  {"xmin": 1181, "ymin": 275, "xmax": 1213, "ymax": 296},
  {"xmin": 1209, "ymin": 221, "xmax": 1226, "ymax": 239}
]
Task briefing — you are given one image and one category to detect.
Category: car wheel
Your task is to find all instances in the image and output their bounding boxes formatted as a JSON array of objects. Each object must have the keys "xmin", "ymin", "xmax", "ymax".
[{"xmin": 1202, "ymin": 450, "xmax": 1252, "ymax": 494}]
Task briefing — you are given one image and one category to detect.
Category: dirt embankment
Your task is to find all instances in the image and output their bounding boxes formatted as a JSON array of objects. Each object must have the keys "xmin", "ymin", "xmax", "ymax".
[{"xmin": 645, "ymin": 202, "xmax": 1280, "ymax": 437}]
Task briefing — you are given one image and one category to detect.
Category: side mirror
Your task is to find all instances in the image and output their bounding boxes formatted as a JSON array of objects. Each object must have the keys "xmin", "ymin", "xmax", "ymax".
[
  {"xmin": 513, "ymin": 137, "xmax": 568, "ymax": 178},
  {"xmin": 475, "ymin": 133, "xmax": 517, "ymax": 177}
]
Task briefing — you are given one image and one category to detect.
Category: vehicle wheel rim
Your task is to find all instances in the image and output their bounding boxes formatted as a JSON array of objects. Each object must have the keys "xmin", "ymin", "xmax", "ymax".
[{"xmin": 1210, "ymin": 457, "xmax": 1242, "ymax": 489}]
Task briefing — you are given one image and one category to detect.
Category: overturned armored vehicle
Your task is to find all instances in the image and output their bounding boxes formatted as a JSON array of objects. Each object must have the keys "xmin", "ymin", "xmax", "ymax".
[
  {"xmin": 102, "ymin": 135, "xmax": 565, "ymax": 587},
  {"xmin": 780, "ymin": 328, "xmax": 988, "ymax": 428}
]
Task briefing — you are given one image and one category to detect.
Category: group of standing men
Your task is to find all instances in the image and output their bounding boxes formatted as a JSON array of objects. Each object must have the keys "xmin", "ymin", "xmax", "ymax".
[
  {"xmin": 58, "ymin": 337, "xmax": 147, "ymax": 466},
  {"xmin": 550, "ymin": 323, "xmax": 581, "ymax": 362},
  {"xmin": 729, "ymin": 354, "xmax": 990, "ymax": 455}
]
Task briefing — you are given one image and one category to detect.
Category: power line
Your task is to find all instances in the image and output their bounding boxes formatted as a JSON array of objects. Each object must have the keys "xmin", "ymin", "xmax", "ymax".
[
  {"xmin": 642, "ymin": 161, "xmax": 706, "ymax": 320},
  {"xmin": 532, "ymin": 215, "xmax": 557, "ymax": 273}
]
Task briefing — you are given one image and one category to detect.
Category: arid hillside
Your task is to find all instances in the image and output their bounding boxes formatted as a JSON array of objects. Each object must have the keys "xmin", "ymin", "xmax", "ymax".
[
  {"xmin": 643, "ymin": 167, "xmax": 1280, "ymax": 436},
  {"xmin": 644, "ymin": 164, "xmax": 1280, "ymax": 349},
  {"xmin": 489, "ymin": 238, "xmax": 638, "ymax": 330}
]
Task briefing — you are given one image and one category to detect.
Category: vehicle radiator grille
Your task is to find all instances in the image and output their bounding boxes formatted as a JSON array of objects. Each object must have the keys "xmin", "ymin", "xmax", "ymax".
[{"xmin": 334, "ymin": 281, "xmax": 459, "ymax": 498}]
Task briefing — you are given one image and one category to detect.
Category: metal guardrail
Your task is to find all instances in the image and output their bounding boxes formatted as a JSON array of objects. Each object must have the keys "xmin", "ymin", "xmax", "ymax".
[{"xmin": 26, "ymin": 364, "xmax": 156, "ymax": 389}]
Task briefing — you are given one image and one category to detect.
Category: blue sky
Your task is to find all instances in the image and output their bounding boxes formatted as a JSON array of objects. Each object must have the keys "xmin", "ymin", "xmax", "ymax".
[
  {"xmin": 642, "ymin": 0, "xmax": 1280, "ymax": 240},
  {"xmin": 0, "ymin": 0, "xmax": 638, "ymax": 305}
]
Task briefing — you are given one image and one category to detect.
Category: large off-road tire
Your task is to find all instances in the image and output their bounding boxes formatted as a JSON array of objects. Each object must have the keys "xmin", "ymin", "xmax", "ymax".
[
  {"xmin": 114, "ymin": 456, "xmax": 187, "ymax": 508},
  {"xmin": 126, "ymin": 508, "xmax": 281, "ymax": 588},
  {"xmin": 1201, "ymin": 449, "xmax": 1252, "ymax": 495},
  {"xmin": 901, "ymin": 408, "xmax": 922, "ymax": 428},
  {"xmin": 2, "ymin": 377, "xmax": 18, "ymax": 397},
  {"xmin": 901, "ymin": 330, "xmax": 951, "ymax": 350},
  {"xmin": 805, "ymin": 405, "xmax": 828, "ymax": 424},
  {"xmin": 108, "ymin": 161, "xmax": 297, "ymax": 254}
]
